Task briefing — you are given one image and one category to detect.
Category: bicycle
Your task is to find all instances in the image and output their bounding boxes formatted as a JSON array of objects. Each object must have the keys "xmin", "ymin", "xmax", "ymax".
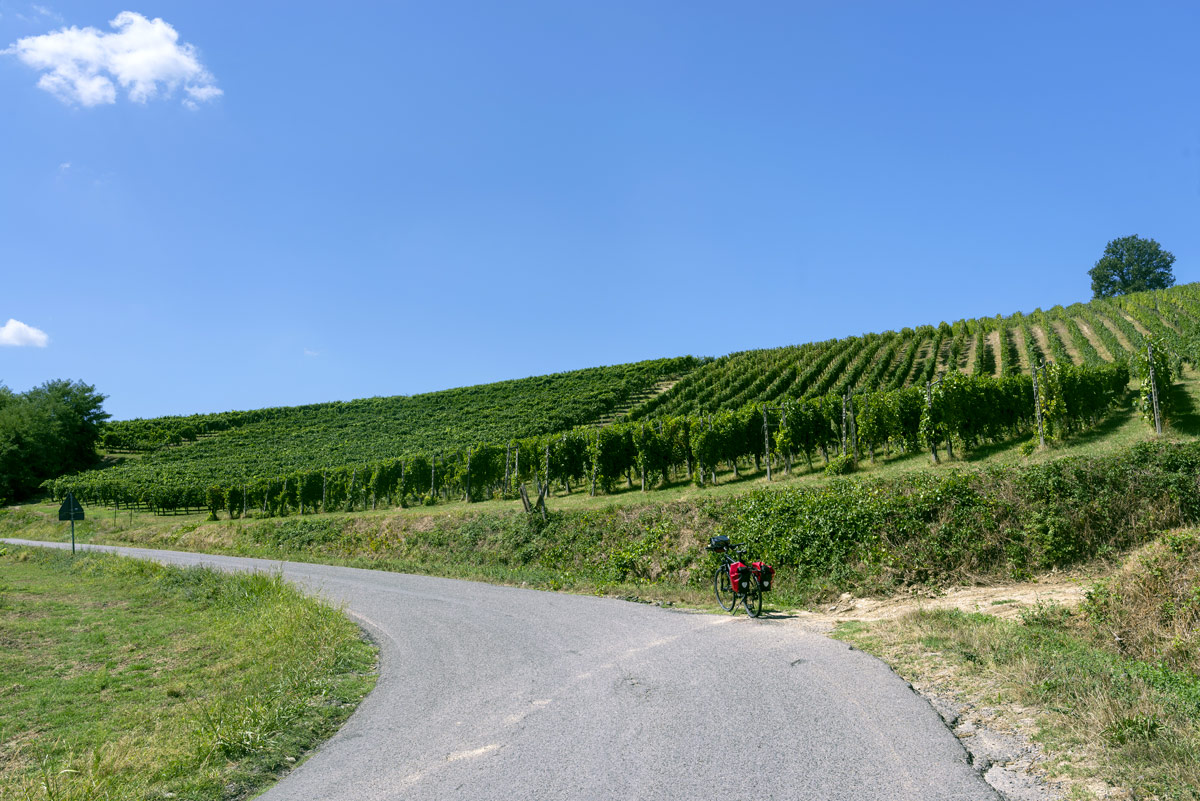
[{"xmin": 705, "ymin": 535, "xmax": 768, "ymax": 617}]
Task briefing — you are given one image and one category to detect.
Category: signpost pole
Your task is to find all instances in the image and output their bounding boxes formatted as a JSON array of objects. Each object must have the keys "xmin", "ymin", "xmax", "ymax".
[{"xmin": 59, "ymin": 490, "xmax": 84, "ymax": 555}]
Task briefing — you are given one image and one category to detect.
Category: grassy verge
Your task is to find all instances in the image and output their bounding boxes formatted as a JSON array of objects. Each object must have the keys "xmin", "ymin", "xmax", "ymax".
[
  {"xmin": 834, "ymin": 530, "xmax": 1200, "ymax": 800},
  {"xmin": 9, "ymin": 438, "xmax": 1200, "ymax": 613},
  {"xmin": 0, "ymin": 546, "xmax": 377, "ymax": 801}
]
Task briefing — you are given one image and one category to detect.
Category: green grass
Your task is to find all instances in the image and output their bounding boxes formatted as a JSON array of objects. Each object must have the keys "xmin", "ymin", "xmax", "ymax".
[{"xmin": 0, "ymin": 547, "xmax": 377, "ymax": 801}]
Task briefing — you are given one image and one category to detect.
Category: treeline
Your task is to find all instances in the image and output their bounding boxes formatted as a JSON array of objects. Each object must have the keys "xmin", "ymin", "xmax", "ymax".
[
  {"xmin": 0, "ymin": 380, "xmax": 108, "ymax": 503},
  {"xmin": 46, "ymin": 361, "xmax": 1130, "ymax": 517}
]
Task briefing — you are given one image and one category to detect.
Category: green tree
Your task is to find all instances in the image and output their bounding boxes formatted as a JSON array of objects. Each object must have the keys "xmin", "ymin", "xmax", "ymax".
[
  {"xmin": 0, "ymin": 379, "xmax": 109, "ymax": 502},
  {"xmin": 1089, "ymin": 235, "xmax": 1176, "ymax": 298}
]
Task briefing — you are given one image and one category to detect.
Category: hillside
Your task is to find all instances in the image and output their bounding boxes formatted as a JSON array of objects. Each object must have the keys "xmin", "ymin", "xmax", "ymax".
[
  {"xmin": 627, "ymin": 285, "xmax": 1196, "ymax": 418},
  {"xmin": 43, "ymin": 284, "xmax": 1200, "ymax": 515}
]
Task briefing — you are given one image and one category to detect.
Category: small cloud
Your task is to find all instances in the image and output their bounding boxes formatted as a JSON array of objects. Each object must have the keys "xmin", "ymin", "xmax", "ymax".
[
  {"xmin": 31, "ymin": 5, "xmax": 63, "ymax": 22},
  {"xmin": 58, "ymin": 161, "xmax": 70, "ymax": 171},
  {"xmin": 0, "ymin": 319, "xmax": 49, "ymax": 347},
  {"xmin": 303, "ymin": 348, "xmax": 320, "ymax": 358},
  {"xmin": 5, "ymin": 11, "xmax": 221, "ymax": 108}
]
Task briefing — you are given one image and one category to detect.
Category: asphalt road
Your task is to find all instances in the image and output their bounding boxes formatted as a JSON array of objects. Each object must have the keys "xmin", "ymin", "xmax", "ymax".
[{"xmin": 3, "ymin": 539, "xmax": 999, "ymax": 800}]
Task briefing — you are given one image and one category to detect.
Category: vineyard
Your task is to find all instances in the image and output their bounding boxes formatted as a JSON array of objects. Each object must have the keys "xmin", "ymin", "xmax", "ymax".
[{"xmin": 44, "ymin": 284, "xmax": 1200, "ymax": 515}]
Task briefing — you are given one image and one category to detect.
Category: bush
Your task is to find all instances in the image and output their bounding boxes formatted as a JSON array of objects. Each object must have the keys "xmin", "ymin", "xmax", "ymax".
[
  {"xmin": 824, "ymin": 455, "xmax": 856, "ymax": 476},
  {"xmin": 717, "ymin": 441, "xmax": 1200, "ymax": 599}
]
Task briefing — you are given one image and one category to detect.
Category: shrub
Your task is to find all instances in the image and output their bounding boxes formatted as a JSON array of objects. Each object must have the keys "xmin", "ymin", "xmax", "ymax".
[{"xmin": 824, "ymin": 455, "xmax": 856, "ymax": 476}]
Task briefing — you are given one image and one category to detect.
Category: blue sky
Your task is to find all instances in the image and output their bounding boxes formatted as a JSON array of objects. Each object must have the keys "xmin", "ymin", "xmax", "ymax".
[{"xmin": 3, "ymin": 1, "xmax": 1199, "ymax": 420}]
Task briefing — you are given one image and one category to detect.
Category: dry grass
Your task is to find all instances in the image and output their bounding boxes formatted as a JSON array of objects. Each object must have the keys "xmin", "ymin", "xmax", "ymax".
[
  {"xmin": 1081, "ymin": 531, "xmax": 1200, "ymax": 674},
  {"xmin": 835, "ymin": 531, "xmax": 1200, "ymax": 800}
]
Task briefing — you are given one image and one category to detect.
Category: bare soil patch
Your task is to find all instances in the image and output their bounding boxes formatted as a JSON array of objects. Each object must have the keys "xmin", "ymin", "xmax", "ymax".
[
  {"xmin": 1120, "ymin": 311, "xmax": 1150, "ymax": 337},
  {"xmin": 984, "ymin": 329, "xmax": 1001, "ymax": 377},
  {"xmin": 1096, "ymin": 314, "xmax": 1134, "ymax": 352},
  {"xmin": 961, "ymin": 331, "xmax": 977, "ymax": 374},
  {"xmin": 1049, "ymin": 320, "xmax": 1081, "ymax": 365},
  {"xmin": 1075, "ymin": 317, "xmax": 1113, "ymax": 361},
  {"xmin": 1012, "ymin": 326, "xmax": 1031, "ymax": 372},
  {"xmin": 788, "ymin": 575, "xmax": 1088, "ymax": 628},
  {"xmin": 1029, "ymin": 325, "xmax": 1052, "ymax": 362}
]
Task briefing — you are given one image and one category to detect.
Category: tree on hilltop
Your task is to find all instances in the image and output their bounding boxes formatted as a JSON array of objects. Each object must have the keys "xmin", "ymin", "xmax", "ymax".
[{"xmin": 1089, "ymin": 235, "xmax": 1176, "ymax": 298}]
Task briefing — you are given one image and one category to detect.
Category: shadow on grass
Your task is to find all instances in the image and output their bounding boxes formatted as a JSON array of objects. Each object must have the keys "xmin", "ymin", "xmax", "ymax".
[
  {"xmin": 1167, "ymin": 382, "xmax": 1200, "ymax": 437},
  {"xmin": 954, "ymin": 391, "xmax": 1139, "ymax": 462},
  {"xmin": 1050, "ymin": 390, "xmax": 1140, "ymax": 449},
  {"xmin": 959, "ymin": 434, "xmax": 1029, "ymax": 463}
]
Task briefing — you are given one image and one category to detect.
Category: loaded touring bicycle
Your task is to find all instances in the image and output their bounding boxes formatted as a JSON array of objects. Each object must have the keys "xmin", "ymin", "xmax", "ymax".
[{"xmin": 706, "ymin": 535, "xmax": 774, "ymax": 618}]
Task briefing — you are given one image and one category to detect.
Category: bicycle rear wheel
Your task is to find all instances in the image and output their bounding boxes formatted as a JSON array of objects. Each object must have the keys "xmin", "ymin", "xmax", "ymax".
[
  {"xmin": 714, "ymin": 565, "xmax": 736, "ymax": 612},
  {"xmin": 742, "ymin": 575, "xmax": 762, "ymax": 618}
]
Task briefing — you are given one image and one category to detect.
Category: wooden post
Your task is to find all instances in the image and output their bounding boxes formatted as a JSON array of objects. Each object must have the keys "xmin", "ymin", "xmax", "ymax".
[
  {"xmin": 841, "ymin": 394, "xmax": 848, "ymax": 456},
  {"xmin": 1148, "ymin": 343, "xmax": 1162, "ymax": 435},
  {"xmin": 848, "ymin": 395, "xmax": 859, "ymax": 462},
  {"xmin": 536, "ymin": 481, "xmax": 548, "ymax": 523},
  {"xmin": 763, "ymin": 407, "xmax": 772, "ymax": 481},
  {"xmin": 926, "ymin": 381, "xmax": 939, "ymax": 464},
  {"xmin": 1032, "ymin": 365, "xmax": 1045, "ymax": 448}
]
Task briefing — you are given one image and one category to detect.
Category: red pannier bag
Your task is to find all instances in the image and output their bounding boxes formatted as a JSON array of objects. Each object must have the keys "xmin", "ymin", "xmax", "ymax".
[
  {"xmin": 751, "ymin": 561, "xmax": 775, "ymax": 591},
  {"xmin": 729, "ymin": 561, "xmax": 751, "ymax": 593}
]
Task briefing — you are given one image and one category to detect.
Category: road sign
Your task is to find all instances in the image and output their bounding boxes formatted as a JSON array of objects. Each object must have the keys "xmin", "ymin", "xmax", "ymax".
[
  {"xmin": 59, "ymin": 491, "xmax": 84, "ymax": 555},
  {"xmin": 58, "ymin": 492, "xmax": 85, "ymax": 522}
]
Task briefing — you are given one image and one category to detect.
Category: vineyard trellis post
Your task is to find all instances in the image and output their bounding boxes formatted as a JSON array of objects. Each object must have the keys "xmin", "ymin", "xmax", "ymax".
[
  {"xmin": 1148, "ymin": 343, "xmax": 1163, "ymax": 435},
  {"xmin": 1032, "ymin": 362, "xmax": 1046, "ymax": 449},
  {"xmin": 762, "ymin": 406, "xmax": 772, "ymax": 481},
  {"xmin": 504, "ymin": 442, "xmax": 511, "ymax": 496},
  {"xmin": 925, "ymin": 377, "xmax": 944, "ymax": 464},
  {"xmin": 841, "ymin": 395, "xmax": 847, "ymax": 456},
  {"xmin": 847, "ymin": 393, "xmax": 858, "ymax": 462},
  {"xmin": 781, "ymin": 404, "xmax": 792, "ymax": 473},
  {"xmin": 925, "ymin": 380, "xmax": 937, "ymax": 464}
]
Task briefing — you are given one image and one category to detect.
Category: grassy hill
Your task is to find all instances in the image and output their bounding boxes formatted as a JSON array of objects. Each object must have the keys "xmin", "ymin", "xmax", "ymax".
[
  {"xmin": 628, "ymin": 285, "xmax": 1197, "ymax": 418},
  {"xmin": 40, "ymin": 284, "xmax": 1200, "ymax": 515}
]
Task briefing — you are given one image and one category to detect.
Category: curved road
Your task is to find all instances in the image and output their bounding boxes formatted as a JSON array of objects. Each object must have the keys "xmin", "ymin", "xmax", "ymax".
[{"xmin": 4, "ymin": 540, "xmax": 998, "ymax": 800}]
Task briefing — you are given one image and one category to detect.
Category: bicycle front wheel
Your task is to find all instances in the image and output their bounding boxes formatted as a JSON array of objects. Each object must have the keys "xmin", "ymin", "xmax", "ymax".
[
  {"xmin": 742, "ymin": 575, "xmax": 762, "ymax": 618},
  {"xmin": 714, "ymin": 565, "xmax": 736, "ymax": 612}
]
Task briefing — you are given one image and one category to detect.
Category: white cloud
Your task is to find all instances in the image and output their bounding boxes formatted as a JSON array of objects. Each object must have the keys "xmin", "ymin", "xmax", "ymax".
[
  {"xmin": 0, "ymin": 319, "xmax": 49, "ymax": 347},
  {"xmin": 303, "ymin": 348, "xmax": 320, "ymax": 358},
  {"xmin": 5, "ymin": 11, "xmax": 221, "ymax": 107}
]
